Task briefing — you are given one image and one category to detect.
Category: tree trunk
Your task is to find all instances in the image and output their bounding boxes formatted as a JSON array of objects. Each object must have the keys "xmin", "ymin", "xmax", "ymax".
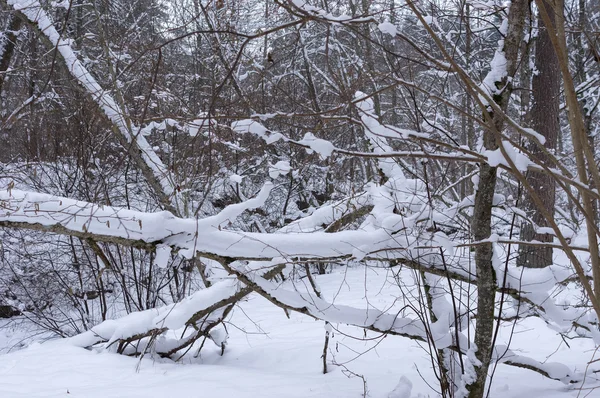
[
  {"xmin": 0, "ymin": 13, "xmax": 22, "ymax": 95},
  {"xmin": 468, "ymin": 1, "xmax": 527, "ymax": 396},
  {"xmin": 518, "ymin": 0, "xmax": 560, "ymax": 268}
]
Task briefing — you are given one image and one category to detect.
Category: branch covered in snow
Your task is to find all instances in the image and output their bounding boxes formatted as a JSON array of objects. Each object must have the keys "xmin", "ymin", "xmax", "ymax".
[
  {"xmin": 0, "ymin": 186, "xmax": 425, "ymax": 260},
  {"xmin": 231, "ymin": 118, "xmax": 484, "ymax": 164},
  {"xmin": 6, "ymin": 0, "xmax": 180, "ymax": 214},
  {"xmin": 223, "ymin": 260, "xmax": 430, "ymax": 341},
  {"xmin": 277, "ymin": 0, "xmax": 376, "ymax": 25},
  {"xmin": 68, "ymin": 259, "xmax": 286, "ymax": 357}
]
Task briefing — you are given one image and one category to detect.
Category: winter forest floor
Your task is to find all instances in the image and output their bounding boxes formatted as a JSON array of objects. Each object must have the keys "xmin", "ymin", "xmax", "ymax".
[{"xmin": 0, "ymin": 267, "xmax": 597, "ymax": 398}]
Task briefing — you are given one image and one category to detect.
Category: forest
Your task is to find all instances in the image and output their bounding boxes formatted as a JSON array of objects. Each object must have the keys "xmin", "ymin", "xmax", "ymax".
[{"xmin": 1, "ymin": 0, "xmax": 600, "ymax": 397}]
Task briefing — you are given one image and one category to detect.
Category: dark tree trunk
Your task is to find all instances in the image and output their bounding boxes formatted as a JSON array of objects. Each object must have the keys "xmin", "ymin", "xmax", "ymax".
[
  {"xmin": 0, "ymin": 13, "xmax": 22, "ymax": 94},
  {"xmin": 518, "ymin": 0, "xmax": 560, "ymax": 269}
]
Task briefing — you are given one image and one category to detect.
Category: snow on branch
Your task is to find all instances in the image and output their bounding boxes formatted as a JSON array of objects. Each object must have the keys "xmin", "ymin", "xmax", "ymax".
[
  {"xmin": 231, "ymin": 118, "xmax": 482, "ymax": 164},
  {"xmin": 494, "ymin": 344, "xmax": 599, "ymax": 384},
  {"xmin": 223, "ymin": 260, "xmax": 430, "ymax": 341},
  {"xmin": 68, "ymin": 278, "xmax": 241, "ymax": 351},
  {"xmin": 7, "ymin": 0, "xmax": 179, "ymax": 213},
  {"xmin": 280, "ymin": 192, "xmax": 371, "ymax": 233},
  {"xmin": 230, "ymin": 114, "xmax": 588, "ymax": 200},
  {"xmin": 224, "ymin": 259, "xmax": 600, "ymax": 385},
  {"xmin": 281, "ymin": 0, "xmax": 375, "ymax": 24},
  {"xmin": 3, "ymin": 187, "xmax": 595, "ymax": 381},
  {"xmin": 67, "ymin": 258, "xmax": 287, "ymax": 357},
  {"xmin": 1, "ymin": 187, "xmax": 590, "ymax": 317},
  {"xmin": 0, "ymin": 186, "xmax": 423, "ymax": 261}
]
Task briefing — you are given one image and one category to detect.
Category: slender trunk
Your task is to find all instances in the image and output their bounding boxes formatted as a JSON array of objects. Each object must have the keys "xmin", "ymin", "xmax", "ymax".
[
  {"xmin": 468, "ymin": 2, "xmax": 527, "ymax": 396},
  {"xmin": 461, "ymin": 3, "xmax": 474, "ymax": 198}
]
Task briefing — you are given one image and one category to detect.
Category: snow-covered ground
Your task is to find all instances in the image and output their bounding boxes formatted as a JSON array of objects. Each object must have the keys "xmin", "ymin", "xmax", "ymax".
[{"xmin": 0, "ymin": 267, "xmax": 597, "ymax": 398}]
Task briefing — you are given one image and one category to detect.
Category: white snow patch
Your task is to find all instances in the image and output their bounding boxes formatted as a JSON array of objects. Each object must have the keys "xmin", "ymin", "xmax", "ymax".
[
  {"xmin": 379, "ymin": 21, "xmax": 398, "ymax": 36},
  {"xmin": 229, "ymin": 174, "xmax": 244, "ymax": 184},
  {"xmin": 155, "ymin": 244, "xmax": 171, "ymax": 269},
  {"xmin": 268, "ymin": 161, "xmax": 292, "ymax": 179}
]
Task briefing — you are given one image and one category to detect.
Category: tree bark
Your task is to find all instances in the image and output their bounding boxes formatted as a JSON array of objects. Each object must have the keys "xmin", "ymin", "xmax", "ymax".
[
  {"xmin": 0, "ymin": 13, "xmax": 21, "ymax": 95},
  {"xmin": 468, "ymin": 1, "xmax": 527, "ymax": 396},
  {"xmin": 518, "ymin": 0, "xmax": 560, "ymax": 268}
]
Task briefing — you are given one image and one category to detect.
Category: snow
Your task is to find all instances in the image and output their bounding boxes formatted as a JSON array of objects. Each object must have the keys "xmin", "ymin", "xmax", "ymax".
[
  {"xmin": 281, "ymin": 193, "xmax": 370, "ymax": 233},
  {"xmin": 268, "ymin": 160, "xmax": 292, "ymax": 179},
  {"xmin": 355, "ymin": 92, "xmax": 428, "ymax": 142},
  {"xmin": 388, "ymin": 376, "xmax": 412, "ymax": 398},
  {"xmin": 1, "ymin": 267, "xmax": 597, "ymax": 397},
  {"xmin": 68, "ymin": 278, "xmax": 241, "ymax": 349},
  {"xmin": 484, "ymin": 141, "xmax": 532, "ymax": 171},
  {"xmin": 139, "ymin": 119, "xmax": 178, "ymax": 136},
  {"xmin": 3, "ymin": 4, "xmax": 600, "ymax": 396},
  {"xmin": 231, "ymin": 119, "xmax": 285, "ymax": 145},
  {"xmin": 186, "ymin": 112, "xmax": 217, "ymax": 137},
  {"xmin": 229, "ymin": 174, "xmax": 244, "ymax": 184},
  {"xmin": 522, "ymin": 127, "xmax": 547, "ymax": 145},
  {"xmin": 0, "ymin": 186, "xmax": 426, "ymax": 263},
  {"xmin": 230, "ymin": 113, "xmax": 440, "ymax": 167},
  {"xmin": 378, "ymin": 21, "xmax": 398, "ymax": 37},
  {"xmin": 496, "ymin": 345, "xmax": 573, "ymax": 383},
  {"xmin": 298, "ymin": 132, "xmax": 336, "ymax": 158},
  {"xmin": 481, "ymin": 49, "xmax": 507, "ymax": 100},
  {"xmin": 50, "ymin": 0, "xmax": 69, "ymax": 8},
  {"xmin": 154, "ymin": 244, "xmax": 171, "ymax": 269},
  {"xmin": 8, "ymin": 0, "xmax": 181, "ymax": 212},
  {"xmin": 479, "ymin": 10, "xmax": 508, "ymax": 107},
  {"xmin": 228, "ymin": 262, "xmax": 428, "ymax": 340},
  {"xmin": 288, "ymin": 0, "xmax": 369, "ymax": 23},
  {"xmin": 231, "ymin": 119, "xmax": 269, "ymax": 139},
  {"xmin": 422, "ymin": 16, "xmax": 436, "ymax": 25}
]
